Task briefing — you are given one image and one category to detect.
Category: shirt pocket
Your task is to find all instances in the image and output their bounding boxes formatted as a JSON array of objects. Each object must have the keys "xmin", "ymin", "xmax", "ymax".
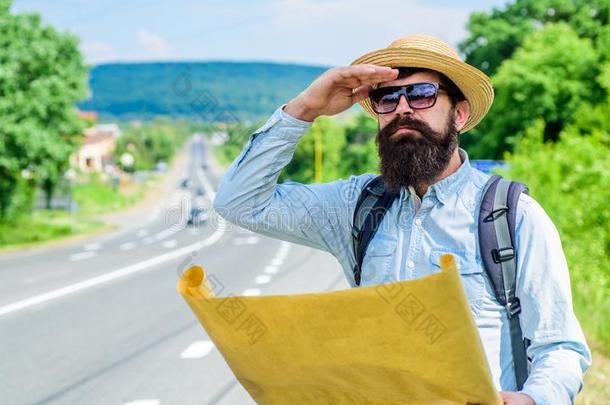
[
  {"xmin": 359, "ymin": 234, "xmax": 397, "ymax": 286},
  {"xmin": 429, "ymin": 248, "xmax": 485, "ymax": 319}
]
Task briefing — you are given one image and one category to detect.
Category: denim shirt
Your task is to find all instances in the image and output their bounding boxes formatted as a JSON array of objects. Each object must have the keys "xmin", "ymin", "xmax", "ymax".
[{"xmin": 213, "ymin": 104, "xmax": 592, "ymax": 404}]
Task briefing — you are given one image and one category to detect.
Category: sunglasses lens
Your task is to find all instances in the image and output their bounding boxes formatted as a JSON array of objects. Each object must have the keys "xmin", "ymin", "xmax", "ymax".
[
  {"xmin": 369, "ymin": 83, "xmax": 439, "ymax": 113},
  {"xmin": 407, "ymin": 83, "xmax": 437, "ymax": 109},
  {"xmin": 370, "ymin": 87, "xmax": 401, "ymax": 113}
]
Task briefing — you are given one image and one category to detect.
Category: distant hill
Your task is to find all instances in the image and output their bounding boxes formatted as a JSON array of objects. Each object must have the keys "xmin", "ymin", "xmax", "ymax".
[{"xmin": 79, "ymin": 61, "xmax": 329, "ymax": 123}]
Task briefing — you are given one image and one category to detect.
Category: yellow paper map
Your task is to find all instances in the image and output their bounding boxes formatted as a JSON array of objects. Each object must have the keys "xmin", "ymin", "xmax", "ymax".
[{"xmin": 177, "ymin": 254, "xmax": 502, "ymax": 405}]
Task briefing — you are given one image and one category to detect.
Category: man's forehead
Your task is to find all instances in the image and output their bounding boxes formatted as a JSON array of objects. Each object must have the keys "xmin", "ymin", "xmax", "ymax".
[{"xmin": 376, "ymin": 69, "xmax": 442, "ymax": 88}]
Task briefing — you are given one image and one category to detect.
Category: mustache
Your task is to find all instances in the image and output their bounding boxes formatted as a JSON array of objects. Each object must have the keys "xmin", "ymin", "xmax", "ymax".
[{"xmin": 379, "ymin": 115, "xmax": 437, "ymax": 140}]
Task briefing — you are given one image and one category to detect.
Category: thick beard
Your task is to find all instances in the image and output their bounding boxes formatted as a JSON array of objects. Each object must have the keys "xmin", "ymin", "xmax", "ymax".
[{"xmin": 375, "ymin": 112, "xmax": 458, "ymax": 194}]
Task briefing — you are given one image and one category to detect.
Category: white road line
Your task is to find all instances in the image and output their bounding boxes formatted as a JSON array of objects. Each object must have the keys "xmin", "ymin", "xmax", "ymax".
[
  {"xmin": 153, "ymin": 227, "xmax": 181, "ymax": 242},
  {"xmin": 0, "ymin": 162, "xmax": 224, "ymax": 316},
  {"xmin": 69, "ymin": 251, "xmax": 97, "ymax": 262},
  {"xmin": 180, "ymin": 340, "xmax": 215, "ymax": 359},
  {"xmin": 162, "ymin": 239, "xmax": 178, "ymax": 249},
  {"xmin": 0, "ymin": 170, "xmax": 225, "ymax": 318},
  {"xmin": 255, "ymin": 275, "xmax": 272, "ymax": 285},
  {"xmin": 241, "ymin": 288, "xmax": 261, "ymax": 296},
  {"xmin": 233, "ymin": 236, "xmax": 259, "ymax": 246},
  {"xmin": 83, "ymin": 243, "xmax": 101, "ymax": 251},
  {"xmin": 119, "ymin": 242, "xmax": 136, "ymax": 251},
  {"xmin": 124, "ymin": 400, "xmax": 160, "ymax": 405},
  {"xmin": 254, "ymin": 241, "xmax": 291, "ymax": 286},
  {"xmin": 0, "ymin": 232, "xmax": 222, "ymax": 317}
]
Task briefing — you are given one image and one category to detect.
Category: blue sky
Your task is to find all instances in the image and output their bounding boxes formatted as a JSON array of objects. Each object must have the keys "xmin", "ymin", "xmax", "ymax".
[{"xmin": 12, "ymin": 0, "xmax": 509, "ymax": 67}]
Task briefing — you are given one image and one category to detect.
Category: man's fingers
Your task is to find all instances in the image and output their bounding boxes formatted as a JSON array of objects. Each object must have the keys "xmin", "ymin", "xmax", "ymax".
[
  {"xmin": 351, "ymin": 84, "xmax": 373, "ymax": 103},
  {"xmin": 333, "ymin": 65, "xmax": 398, "ymax": 82}
]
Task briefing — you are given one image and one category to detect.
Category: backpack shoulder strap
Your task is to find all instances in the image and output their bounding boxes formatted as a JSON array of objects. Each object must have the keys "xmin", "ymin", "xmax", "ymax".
[
  {"xmin": 351, "ymin": 176, "xmax": 398, "ymax": 286},
  {"xmin": 478, "ymin": 174, "xmax": 531, "ymax": 390}
]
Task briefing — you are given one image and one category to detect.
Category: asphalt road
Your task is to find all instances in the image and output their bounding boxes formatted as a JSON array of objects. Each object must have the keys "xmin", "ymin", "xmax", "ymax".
[{"xmin": 0, "ymin": 136, "xmax": 349, "ymax": 405}]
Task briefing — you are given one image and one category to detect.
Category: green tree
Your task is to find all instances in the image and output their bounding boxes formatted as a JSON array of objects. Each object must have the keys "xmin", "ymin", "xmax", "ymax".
[
  {"xmin": 460, "ymin": 0, "xmax": 610, "ymax": 76},
  {"xmin": 505, "ymin": 121, "xmax": 610, "ymax": 350},
  {"xmin": 0, "ymin": 0, "xmax": 88, "ymax": 217},
  {"xmin": 115, "ymin": 119, "xmax": 191, "ymax": 172},
  {"xmin": 280, "ymin": 116, "xmax": 347, "ymax": 183},
  {"xmin": 340, "ymin": 112, "xmax": 379, "ymax": 176},
  {"xmin": 462, "ymin": 23, "xmax": 600, "ymax": 158}
]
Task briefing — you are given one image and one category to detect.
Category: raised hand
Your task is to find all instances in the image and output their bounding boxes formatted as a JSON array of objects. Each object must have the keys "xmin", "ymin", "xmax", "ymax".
[{"xmin": 284, "ymin": 64, "xmax": 399, "ymax": 122}]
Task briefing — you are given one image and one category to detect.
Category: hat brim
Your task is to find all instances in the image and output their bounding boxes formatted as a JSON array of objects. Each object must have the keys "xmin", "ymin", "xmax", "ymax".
[{"xmin": 350, "ymin": 48, "xmax": 494, "ymax": 133}]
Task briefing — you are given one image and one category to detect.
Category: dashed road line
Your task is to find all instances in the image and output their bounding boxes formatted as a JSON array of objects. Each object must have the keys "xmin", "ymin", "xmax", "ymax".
[
  {"xmin": 83, "ymin": 243, "xmax": 101, "ymax": 251},
  {"xmin": 241, "ymin": 288, "xmax": 261, "ymax": 296},
  {"xmin": 180, "ymin": 340, "xmax": 215, "ymax": 359},
  {"xmin": 233, "ymin": 236, "xmax": 259, "ymax": 246},
  {"xmin": 255, "ymin": 275, "xmax": 272, "ymax": 285},
  {"xmin": 69, "ymin": 251, "xmax": 97, "ymax": 262},
  {"xmin": 119, "ymin": 242, "xmax": 136, "ymax": 251}
]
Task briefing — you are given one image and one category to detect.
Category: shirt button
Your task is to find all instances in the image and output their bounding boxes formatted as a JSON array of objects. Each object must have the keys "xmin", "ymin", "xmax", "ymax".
[
  {"xmin": 407, "ymin": 260, "xmax": 415, "ymax": 269},
  {"xmin": 414, "ymin": 218, "xmax": 422, "ymax": 227}
]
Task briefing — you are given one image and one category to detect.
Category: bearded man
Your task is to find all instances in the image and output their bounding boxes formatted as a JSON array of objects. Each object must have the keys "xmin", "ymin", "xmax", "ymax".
[{"xmin": 213, "ymin": 35, "xmax": 591, "ymax": 405}]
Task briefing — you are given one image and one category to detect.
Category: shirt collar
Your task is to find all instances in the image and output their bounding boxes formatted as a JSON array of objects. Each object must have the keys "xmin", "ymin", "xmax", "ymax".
[
  {"xmin": 400, "ymin": 148, "xmax": 472, "ymax": 206},
  {"xmin": 429, "ymin": 148, "xmax": 471, "ymax": 205}
]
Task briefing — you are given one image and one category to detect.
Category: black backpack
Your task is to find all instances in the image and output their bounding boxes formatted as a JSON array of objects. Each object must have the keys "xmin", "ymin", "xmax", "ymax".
[{"xmin": 351, "ymin": 174, "xmax": 531, "ymax": 390}]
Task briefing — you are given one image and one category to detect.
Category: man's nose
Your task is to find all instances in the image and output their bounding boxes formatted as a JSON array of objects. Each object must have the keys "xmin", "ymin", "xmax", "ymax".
[{"xmin": 394, "ymin": 94, "xmax": 414, "ymax": 115}]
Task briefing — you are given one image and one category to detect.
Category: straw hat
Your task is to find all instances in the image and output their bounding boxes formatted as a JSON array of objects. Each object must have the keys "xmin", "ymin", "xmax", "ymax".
[{"xmin": 350, "ymin": 34, "xmax": 494, "ymax": 133}]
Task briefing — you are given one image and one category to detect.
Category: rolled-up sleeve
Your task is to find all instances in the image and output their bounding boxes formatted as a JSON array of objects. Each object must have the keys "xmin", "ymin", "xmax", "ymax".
[{"xmin": 515, "ymin": 195, "xmax": 592, "ymax": 404}]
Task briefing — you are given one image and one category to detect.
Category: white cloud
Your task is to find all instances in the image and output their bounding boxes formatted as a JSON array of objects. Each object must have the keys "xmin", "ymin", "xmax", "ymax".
[
  {"xmin": 266, "ymin": 0, "xmax": 473, "ymax": 66},
  {"xmin": 135, "ymin": 29, "xmax": 172, "ymax": 59}
]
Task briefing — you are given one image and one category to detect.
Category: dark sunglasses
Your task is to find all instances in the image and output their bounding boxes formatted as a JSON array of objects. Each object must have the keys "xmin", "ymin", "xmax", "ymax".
[{"xmin": 368, "ymin": 82, "xmax": 450, "ymax": 114}]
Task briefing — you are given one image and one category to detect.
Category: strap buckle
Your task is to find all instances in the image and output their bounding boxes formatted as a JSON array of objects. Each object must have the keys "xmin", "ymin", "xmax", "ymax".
[
  {"xmin": 351, "ymin": 226, "xmax": 361, "ymax": 240},
  {"xmin": 506, "ymin": 297, "xmax": 521, "ymax": 318},
  {"xmin": 492, "ymin": 247, "xmax": 514, "ymax": 263}
]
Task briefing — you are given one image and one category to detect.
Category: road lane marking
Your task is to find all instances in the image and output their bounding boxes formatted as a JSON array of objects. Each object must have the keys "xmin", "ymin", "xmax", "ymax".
[
  {"xmin": 83, "ymin": 243, "xmax": 101, "ymax": 251},
  {"xmin": 241, "ymin": 288, "xmax": 261, "ymax": 296},
  {"xmin": 263, "ymin": 265, "xmax": 278, "ymax": 274},
  {"xmin": 0, "ymin": 231, "xmax": 223, "ymax": 317},
  {"xmin": 120, "ymin": 242, "xmax": 136, "ymax": 251},
  {"xmin": 153, "ymin": 227, "xmax": 181, "ymax": 242},
  {"xmin": 0, "ymin": 168, "xmax": 225, "ymax": 318},
  {"xmin": 69, "ymin": 251, "xmax": 97, "ymax": 262},
  {"xmin": 124, "ymin": 400, "xmax": 160, "ymax": 405},
  {"xmin": 233, "ymin": 236, "xmax": 259, "ymax": 245},
  {"xmin": 180, "ymin": 340, "xmax": 215, "ymax": 359},
  {"xmin": 255, "ymin": 275, "xmax": 272, "ymax": 285}
]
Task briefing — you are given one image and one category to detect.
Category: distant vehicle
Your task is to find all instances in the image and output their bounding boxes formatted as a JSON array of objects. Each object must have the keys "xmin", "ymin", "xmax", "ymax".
[
  {"xmin": 187, "ymin": 207, "xmax": 208, "ymax": 226},
  {"xmin": 195, "ymin": 187, "xmax": 205, "ymax": 196},
  {"xmin": 181, "ymin": 178, "xmax": 194, "ymax": 189},
  {"xmin": 201, "ymin": 162, "xmax": 209, "ymax": 170}
]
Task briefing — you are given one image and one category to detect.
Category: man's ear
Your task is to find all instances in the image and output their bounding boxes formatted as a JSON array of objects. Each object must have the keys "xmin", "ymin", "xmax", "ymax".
[{"xmin": 454, "ymin": 100, "xmax": 471, "ymax": 132}]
